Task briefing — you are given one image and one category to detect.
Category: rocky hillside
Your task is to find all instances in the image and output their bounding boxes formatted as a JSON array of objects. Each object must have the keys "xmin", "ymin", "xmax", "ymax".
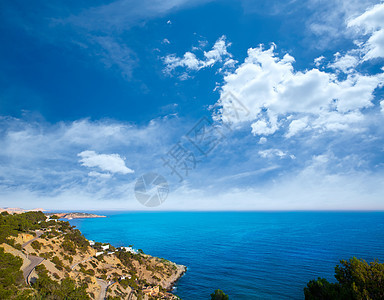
[{"xmin": 0, "ymin": 211, "xmax": 186, "ymax": 300}]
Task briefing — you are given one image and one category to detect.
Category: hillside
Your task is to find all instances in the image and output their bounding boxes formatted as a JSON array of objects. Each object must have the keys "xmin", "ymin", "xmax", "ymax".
[{"xmin": 0, "ymin": 211, "xmax": 186, "ymax": 300}]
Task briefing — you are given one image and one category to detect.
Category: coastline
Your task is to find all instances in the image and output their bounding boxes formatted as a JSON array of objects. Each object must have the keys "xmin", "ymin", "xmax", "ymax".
[
  {"xmin": 0, "ymin": 210, "xmax": 187, "ymax": 299},
  {"xmin": 164, "ymin": 263, "xmax": 187, "ymax": 291},
  {"xmin": 47, "ymin": 212, "xmax": 107, "ymax": 219}
]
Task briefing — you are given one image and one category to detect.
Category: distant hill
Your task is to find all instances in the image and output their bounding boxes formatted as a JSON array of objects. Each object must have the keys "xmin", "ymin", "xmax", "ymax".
[
  {"xmin": 46, "ymin": 212, "xmax": 106, "ymax": 219},
  {"xmin": 0, "ymin": 207, "xmax": 46, "ymax": 214},
  {"xmin": 0, "ymin": 208, "xmax": 105, "ymax": 219}
]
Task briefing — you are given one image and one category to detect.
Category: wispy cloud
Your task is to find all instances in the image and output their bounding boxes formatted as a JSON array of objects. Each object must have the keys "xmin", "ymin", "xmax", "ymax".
[{"xmin": 0, "ymin": 113, "xmax": 383, "ymax": 210}]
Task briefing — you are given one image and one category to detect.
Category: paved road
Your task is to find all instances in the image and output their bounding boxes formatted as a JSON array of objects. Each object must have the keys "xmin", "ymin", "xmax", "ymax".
[
  {"xmin": 22, "ymin": 230, "xmax": 43, "ymax": 248},
  {"xmin": 22, "ymin": 230, "xmax": 44, "ymax": 284},
  {"xmin": 23, "ymin": 255, "xmax": 44, "ymax": 285},
  {"xmin": 96, "ymin": 278, "xmax": 108, "ymax": 300},
  {"xmin": 127, "ymin": 291, "xmax": 133, "ymax": 300}
]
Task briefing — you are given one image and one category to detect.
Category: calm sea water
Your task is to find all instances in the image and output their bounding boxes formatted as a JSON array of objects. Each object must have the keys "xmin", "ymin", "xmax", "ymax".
[{"xmin": 68, "ymin": 212, "xmax": 384, "ymax": 299}]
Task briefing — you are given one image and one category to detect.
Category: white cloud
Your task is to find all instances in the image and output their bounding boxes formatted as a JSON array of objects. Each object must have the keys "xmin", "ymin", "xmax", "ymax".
[
  {"xmin": 88, "ymin": 171, "xmax": 112, "ymax": 179},
  {"xmin": 304, "ymin": 0, "xmax": 380, "ymax": 47},
  {"xmin": 0, "ymin": 116, "xmax": 383, "ymax": 210},
  {"xmin": 329, "ymin": 52, "xmax": 359, "ymax": 73},
  {"xmin": 286, "ymin": 118, "xmax": 309, "ymax": 138},
  {"xmin": 78, "ymin": 150, "xmax": 134, "ymax": 175},
  {"xmin": 251, "ymin": 119, "xmax": 278, "ymax": 136},
  {"xmin": 258, "ymin": 137, "xmax": 267, "ymax": 144},
  {"xmin": 163, "ymin": 35, "xmax": 236, "ymax": 76},
  {"xmin": 348, "ymin": 3, "xmax": 384, "ymax": 60},
  {"xmin": 258, "ymin": 149, "xmax": 295, "ymax": 159},
  {"xmin": 381, "ymin": 100, "xmax": 384, "ymax": 113},
  {"xmin": 164, "ymin": 52, "xmax": 203, "ymax": 72},
  {"xmin": 204, "ymin": 36, "xmax": 232, "ymax": 66},
  {"xmin": 215, "ymin": 43, "xmax": 384, "ymax": 138},
  {"xmin": 162, "ymin": 38, "xmax": 170, "ymax": 44},
  {"xmin": 348, "ymin": 3, "xmax": 384, "ymax": 32},
  {"xmin": 314, "ymin": 55, "xmax": 325, "ymax": 67},
  {"xmin": 0, "ymin": 117, "xmax": 179, "ymax": 200}
]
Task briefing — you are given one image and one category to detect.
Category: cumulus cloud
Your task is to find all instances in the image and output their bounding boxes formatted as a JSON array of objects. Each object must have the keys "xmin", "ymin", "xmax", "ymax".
[
  {"xmin": 286, "ymin": 118, "xmax": 309, "ymax": 138},
  {"xmin": 163, "ymin": 35, "xmax": 236, "ymax": 76},
  {"xmin": 329, "ymin": 52, "xmax": 359, "ymax": 73},
  {"xmin": 251, "ymin": 119, "xmax": 278, "ymax": 136},
  {"xmin": 78, "ymin": 150, "xmax": 134, "ymax": 175},
  {"xmin": 214, "ymin": 42, "xmax": 384, "ymax": 138},
  {"xmin": 314, "ymin": 56, "xmax": 325, "ymax": 67}
]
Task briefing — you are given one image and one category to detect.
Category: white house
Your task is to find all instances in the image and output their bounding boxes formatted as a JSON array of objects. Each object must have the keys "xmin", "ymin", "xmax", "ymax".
[
  {"xmin": 101, "ymin": 245, "xmax": 109, "ymax": 251},
  {"xmin": 119, "ymin": 246, "xmax": 137, "ymax": 254},
  {"xmin": 89, "ymin": 240, "xmax": 95, "ymax": 246},
  {"xmin": 95, "ymin": 251, "xmax": 104, "ymax": 257}
]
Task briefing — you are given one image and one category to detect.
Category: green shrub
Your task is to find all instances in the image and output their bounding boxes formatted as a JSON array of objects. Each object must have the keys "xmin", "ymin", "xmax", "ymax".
[
  {"xmin": 0, "ymin": 248, "xmax": 24, "ymax": 299},
  {"xmin": 31, "ymin": 240, "xmax": 42, "ymax": 251},
  {"xmin": 211, "ymin": 289, "xmax": 229, "ymax": 300},
  {"xmin": 61, "ymin": 240, "xmax": 76, "ymax": 255},
  {"xmin": 304, "ymin": 257, "xmax": 384, "ymax": 300}
]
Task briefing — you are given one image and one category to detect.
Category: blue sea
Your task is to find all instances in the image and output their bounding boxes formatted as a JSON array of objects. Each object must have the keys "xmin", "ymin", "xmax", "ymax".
[{"xmin": 68, "ymin": 212, "xmax": 384, "ymax": 299}]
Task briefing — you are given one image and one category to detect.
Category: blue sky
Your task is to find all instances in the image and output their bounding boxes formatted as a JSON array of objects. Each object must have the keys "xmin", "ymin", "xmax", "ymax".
[{"xmin": 1, "ymin": 0, "xmax": 384, "ymax": 210}]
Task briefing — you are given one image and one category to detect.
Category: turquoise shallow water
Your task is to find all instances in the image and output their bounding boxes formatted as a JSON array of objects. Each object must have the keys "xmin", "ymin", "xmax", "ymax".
[{"xmin": 68, "ymin": 212, "xmax": 384, "ymax": 299}]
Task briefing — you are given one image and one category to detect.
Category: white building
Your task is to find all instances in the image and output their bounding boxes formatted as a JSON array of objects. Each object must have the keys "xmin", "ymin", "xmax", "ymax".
[
  {"xmin": 95, "ymin": 251, "xmax": 104, "ymax": 257},
  {"xmin": 101, "ymin": 245, "xmax": 109, "ymax": 250},
  {"xmin": 89, "ymin": 240, "xmax": 95, "ymax": 246},
  {"xmin": 120, "ymin": 246, "xmax": 138, "ymax": 254}
]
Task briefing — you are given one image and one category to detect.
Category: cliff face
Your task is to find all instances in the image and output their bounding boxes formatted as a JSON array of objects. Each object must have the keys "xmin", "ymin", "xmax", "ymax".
[{"xmin": 1, "ymin": 214, "xmax": 185, "ymax": 300}]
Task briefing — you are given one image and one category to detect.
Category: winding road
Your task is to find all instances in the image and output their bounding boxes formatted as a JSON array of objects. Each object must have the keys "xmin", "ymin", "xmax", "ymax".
[
  {"xmin": 22, "ymin": 230, "xmax": 43, "ymax": 248},
  {"xmin": 22, "ymin": 230, "xmax": 44, "ymax": 285},
  {"xmin": 96, "ymin": 278, "xmax": 108, "ymax": 300},
  {"xmin": 70, "ymin": 256, "xmax": 93, "ymax": 270},
  {"xmin": 20, "ymin": 230, "xmax": 110, "ymax": 299},
  {"xmin": 23, "ymin": 255, "xmax": 44, "ymax": 285}
]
